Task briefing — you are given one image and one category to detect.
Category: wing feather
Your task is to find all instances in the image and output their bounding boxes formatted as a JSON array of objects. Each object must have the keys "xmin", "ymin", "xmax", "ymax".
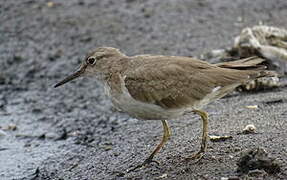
[{"xmin": 124, "ymin": 56, "xmax": 258, "ymax": 109}]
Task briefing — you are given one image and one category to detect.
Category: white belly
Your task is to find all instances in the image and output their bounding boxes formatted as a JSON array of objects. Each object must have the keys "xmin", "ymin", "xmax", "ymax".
[
  {"xmin": 112, "ymin": 92, "xmax": 184, "ymax": 120},
  {"xmin": 103, "ymin": 81, "xmax": 185, "ymax": 120}
]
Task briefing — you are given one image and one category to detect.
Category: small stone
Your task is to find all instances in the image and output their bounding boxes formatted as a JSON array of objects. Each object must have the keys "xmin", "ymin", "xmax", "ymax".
[{"xmin": 242, "ymin": 124, "xmax": 256, "ymax": 134}]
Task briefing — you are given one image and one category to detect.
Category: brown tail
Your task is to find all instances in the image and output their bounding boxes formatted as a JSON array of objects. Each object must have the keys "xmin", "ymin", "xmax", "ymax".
[
  {"xmin": 215, "ymin": 56, "xmax": 265, "ymax": 70},
  {"xmin": 215, "ymin": 56, "xmax": 277, "ymax": 79}
]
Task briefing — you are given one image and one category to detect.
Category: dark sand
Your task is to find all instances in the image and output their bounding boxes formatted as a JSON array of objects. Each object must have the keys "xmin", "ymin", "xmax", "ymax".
[{"xmin": 0, "ymin": 0, "xmax": 286, "ymax": 179}]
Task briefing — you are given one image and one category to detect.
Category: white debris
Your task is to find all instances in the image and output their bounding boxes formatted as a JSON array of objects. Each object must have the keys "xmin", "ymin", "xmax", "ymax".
[
  {"xmin": 243, "ymin": 124, "xmax": 256, "ymax": 134},
  {"xmin": 245, "ymin": 105, "xmax": 258, "ymax": 109},
  {"xmin": 0, "ymin": 129, "xmax": 7, "ymax": 137}
]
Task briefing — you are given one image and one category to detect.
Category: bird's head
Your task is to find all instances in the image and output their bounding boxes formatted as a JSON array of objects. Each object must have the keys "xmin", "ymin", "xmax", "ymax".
[{"xmin": 54, "ymin": 47, "xmax": 124, "ymax": 88}]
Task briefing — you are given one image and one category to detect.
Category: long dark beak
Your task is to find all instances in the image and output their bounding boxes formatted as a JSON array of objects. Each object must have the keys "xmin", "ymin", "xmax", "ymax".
[{"xmin": 54, "ymin": 64, "xmax": 87, "ymax": 88}]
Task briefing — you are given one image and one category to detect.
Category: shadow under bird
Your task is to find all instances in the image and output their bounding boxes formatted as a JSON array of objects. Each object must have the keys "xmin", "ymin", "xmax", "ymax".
[{"xmin": 54, "ymin": 47, "xmax": 275, "ymax": 171}]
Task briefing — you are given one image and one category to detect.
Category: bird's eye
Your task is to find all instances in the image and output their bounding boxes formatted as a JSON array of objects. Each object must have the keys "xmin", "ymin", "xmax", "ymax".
[{"xmin": 87, "ymin": 57, "xmax": 96, "ymax": 65}]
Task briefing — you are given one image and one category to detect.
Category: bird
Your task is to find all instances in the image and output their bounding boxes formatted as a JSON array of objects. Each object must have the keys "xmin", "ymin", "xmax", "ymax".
[{"xmin": 54, "ymin": 47, "xmax": 275, "ymax": 172}]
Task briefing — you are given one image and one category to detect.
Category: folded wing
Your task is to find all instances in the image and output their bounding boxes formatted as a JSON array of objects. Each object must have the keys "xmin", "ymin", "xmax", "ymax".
[{"xmin": 124, "ymin": 56, "xmax": 262, "ymax": 109}]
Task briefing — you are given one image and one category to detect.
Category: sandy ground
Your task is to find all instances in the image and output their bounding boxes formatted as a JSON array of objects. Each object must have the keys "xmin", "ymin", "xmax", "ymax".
[{"xmin": 1, "ymin": 0, "xmax": 287, "ymax": 179}]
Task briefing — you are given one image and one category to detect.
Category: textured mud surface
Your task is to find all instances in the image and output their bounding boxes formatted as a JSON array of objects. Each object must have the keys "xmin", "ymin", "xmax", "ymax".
[{"xmin": 1, "ymin": 0, "xmax": 287, "ymax": 179}]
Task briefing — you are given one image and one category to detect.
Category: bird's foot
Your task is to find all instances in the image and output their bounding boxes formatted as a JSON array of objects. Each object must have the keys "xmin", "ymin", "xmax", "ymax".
[
  {"xmin": 126, "ymin": 158, "xmax": 160, "ymax": 173},
  {"xmin": 185, "ymin": 150, "xmax": 205, "ymax": 163}
]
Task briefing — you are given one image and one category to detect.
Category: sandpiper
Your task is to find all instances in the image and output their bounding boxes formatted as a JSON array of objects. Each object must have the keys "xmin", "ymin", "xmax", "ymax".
[{"xmin": 54, "ymin": 47, "xmax": 274, "ymax": 171}]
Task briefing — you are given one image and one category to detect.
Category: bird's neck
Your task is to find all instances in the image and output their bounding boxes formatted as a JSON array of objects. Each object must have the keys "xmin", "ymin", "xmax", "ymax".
[
  {"xmin": 101, "ymin": 56, "xmax": 130, "ymax": 94},
  {"xmin": 96, "ymin": 55, "xmax": 128, "ymax": 79}
]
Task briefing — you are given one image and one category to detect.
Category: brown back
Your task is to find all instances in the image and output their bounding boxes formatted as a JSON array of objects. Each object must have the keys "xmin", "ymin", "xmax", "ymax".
[{"xmin": 124, "ymin": 56, "xmax": 271, "ymax": 109}]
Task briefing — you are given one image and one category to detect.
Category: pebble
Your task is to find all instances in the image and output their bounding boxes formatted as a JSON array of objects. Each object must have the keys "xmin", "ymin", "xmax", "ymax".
[{"xmin": 242, "ymin": 124, "xmax": 256, "ymax": 134}]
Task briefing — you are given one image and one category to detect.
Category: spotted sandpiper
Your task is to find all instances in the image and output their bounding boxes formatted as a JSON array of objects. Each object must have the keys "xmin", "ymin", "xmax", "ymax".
[{"xmin": 54, "ymin": 47, "xmax": 275, "ymax": 171}]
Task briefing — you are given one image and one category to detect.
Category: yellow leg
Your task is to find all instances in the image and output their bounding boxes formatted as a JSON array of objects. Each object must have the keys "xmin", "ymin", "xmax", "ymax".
[
  {"xmin": 189, "ymin": 109, "xmax": 209, "ymax": 162},
  {"xmin": 127, "ymin": 120, "xmax": 171, "ymax": 172}
]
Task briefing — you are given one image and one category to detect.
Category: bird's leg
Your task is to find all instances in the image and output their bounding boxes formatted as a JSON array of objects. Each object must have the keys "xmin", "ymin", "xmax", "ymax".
[
  {"xmin": 127, "ymin": 120, "xmax": 171, "ymax": 172},
  {"xmin": 188, "ymin": 109, "xmax": 209, "ymax": 162}
]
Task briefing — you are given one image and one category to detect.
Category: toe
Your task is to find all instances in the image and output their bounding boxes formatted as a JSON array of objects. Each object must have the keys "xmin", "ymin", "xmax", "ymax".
[
  {"xmin": 185, "ymin": 151, "xmax": 205, "ymax": 163},
  {"xmin": 126, "ymin": 159, "xmax": 160, "ymax": 173}
]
